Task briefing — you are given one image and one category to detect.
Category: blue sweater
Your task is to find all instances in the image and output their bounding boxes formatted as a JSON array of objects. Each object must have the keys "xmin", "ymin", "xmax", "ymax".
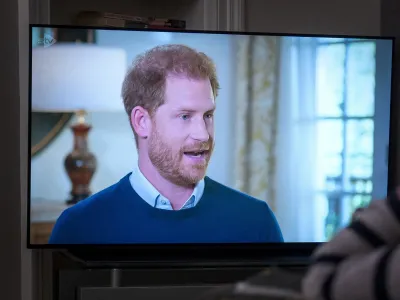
[{"xmin": 49, "ymin": 174, "xmax": 284, "ymax": 244}]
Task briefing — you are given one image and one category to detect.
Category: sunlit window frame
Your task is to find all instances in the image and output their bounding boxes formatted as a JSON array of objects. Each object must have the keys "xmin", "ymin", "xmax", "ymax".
[{"xmin": 315, "ymin": 38, "xmax": 377, "ymax": 240}]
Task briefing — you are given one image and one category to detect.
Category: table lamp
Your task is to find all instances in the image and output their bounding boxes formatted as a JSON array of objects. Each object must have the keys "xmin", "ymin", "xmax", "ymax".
[{"xmin": 32, "ymin": 43, "xmax": 127, "ymax": 205}]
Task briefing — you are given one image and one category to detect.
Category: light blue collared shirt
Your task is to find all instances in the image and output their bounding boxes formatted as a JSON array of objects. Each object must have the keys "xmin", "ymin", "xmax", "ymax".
[{"xmin": 129, "ymin": 164, "xmax": 205, "ymax": 210}]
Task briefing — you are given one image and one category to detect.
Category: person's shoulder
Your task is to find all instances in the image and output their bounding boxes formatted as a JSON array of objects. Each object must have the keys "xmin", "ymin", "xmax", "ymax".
[
  {"xmin": 49, "ymin": 175, "xmax": 130, "ymax": 243},
  {"xmin": 204, "ymin": 177, "xmax": 284, "ymax": 242},
  {"xmin": 204, "ymin": 176, "xmax": 269, "ymax": 208},
  {"xmin": 62, "ymin": 177, "xmax": 125, "ymax": 217}
]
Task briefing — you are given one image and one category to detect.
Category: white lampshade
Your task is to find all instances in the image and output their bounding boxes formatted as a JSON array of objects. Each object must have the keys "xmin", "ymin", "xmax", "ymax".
[{"xmin": 32, "ymin": 43, "xmax": 127, "ymax": 112}]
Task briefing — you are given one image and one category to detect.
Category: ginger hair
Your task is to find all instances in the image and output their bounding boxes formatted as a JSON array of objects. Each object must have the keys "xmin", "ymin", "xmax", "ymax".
[{"xmin": 121, "ymin": 44, "xmax": 220, "ymax": 146}]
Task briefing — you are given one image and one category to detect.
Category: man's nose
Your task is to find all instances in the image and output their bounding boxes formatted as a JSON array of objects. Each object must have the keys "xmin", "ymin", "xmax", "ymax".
[{"xmin": 191, "ymin": 120, "xmax": 210, "ymax": 142}]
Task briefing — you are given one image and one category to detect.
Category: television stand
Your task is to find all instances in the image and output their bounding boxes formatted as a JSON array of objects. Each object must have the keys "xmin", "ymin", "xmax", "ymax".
[
  {"xmin": 61, "ymin": 245, "xmax": 314, "ymax": 269},
  {"xmin": 111, "ymin": 268, "xmax": 122, "ymax": 287},
  {"xmin": 52, "ymin": 250, "xmax": 310, "ymax": 300}
]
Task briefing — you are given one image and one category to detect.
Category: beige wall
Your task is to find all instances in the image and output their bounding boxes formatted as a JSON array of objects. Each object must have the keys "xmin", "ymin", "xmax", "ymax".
[
  {"xmin": 1, "ymin": 0, "xmax": 25, "ymax": 300},
  {"xmin": 48, "ymin": 0, "xmax": 381, "ymax": 35},
  {"xmin": 0, "ymin": 1, "xmax": 392, "ymax": 300},
  {"xmin": 380, "ymin": 0, "xmax": 400, "ymax": 189},
  {"xmin": 245, "ymin": 0, "xmax": 380, "ymax": 35}
]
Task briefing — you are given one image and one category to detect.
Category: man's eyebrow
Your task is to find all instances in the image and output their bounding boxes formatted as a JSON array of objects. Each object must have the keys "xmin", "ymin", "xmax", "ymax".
[
  {"xmin": 174, "ymin": 106, "xmax": 216, "ymax": 113},
  {"xmin": 206, "ymin": 107, "xmax": 216, "ymax": 113}
]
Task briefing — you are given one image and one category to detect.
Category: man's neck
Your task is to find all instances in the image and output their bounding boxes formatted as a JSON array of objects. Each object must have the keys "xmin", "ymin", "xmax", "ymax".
[{"xmin": 138, "ymin": 156, "xmax": 195, "ymax": 210}]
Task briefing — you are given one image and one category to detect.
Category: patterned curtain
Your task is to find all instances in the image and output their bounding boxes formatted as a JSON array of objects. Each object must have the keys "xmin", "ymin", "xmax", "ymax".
[{"xmin": 234, "ymin": 36, "xmax": 281, "ymax": 211}]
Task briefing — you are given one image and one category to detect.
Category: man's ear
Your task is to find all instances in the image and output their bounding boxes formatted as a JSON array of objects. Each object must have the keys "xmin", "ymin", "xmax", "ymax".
[{"xmin": 130, "ymin": 106, "xmax": 152, "ymax": 139}]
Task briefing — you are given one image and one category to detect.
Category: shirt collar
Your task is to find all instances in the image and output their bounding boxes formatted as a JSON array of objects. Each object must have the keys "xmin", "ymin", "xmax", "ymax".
[{"xmin": 129, "ymin": 163, "xmax": 205, "ymax": 210}]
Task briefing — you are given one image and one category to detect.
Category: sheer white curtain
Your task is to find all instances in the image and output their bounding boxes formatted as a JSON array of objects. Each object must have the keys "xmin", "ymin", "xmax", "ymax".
[{"xmin": 274, "ymin": 37, "xmax": 325, "ymax": 242}]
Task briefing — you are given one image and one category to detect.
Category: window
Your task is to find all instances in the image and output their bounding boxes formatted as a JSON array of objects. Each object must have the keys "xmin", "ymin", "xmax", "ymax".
[{"xmin": 314, "ymin": 38, "xmax": 379, "ymax": 240}]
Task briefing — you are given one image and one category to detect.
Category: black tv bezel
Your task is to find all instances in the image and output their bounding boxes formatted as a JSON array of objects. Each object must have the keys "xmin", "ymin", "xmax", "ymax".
[{"xmin": 27, "ymin": 24, "xmax": 397, "ymax": 264}]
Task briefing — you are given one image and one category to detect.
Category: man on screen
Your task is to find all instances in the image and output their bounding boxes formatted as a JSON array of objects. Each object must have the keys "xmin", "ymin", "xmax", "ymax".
[{"xmin": 49, "ymin": 44, "xmax": 283, "ymax": 244}]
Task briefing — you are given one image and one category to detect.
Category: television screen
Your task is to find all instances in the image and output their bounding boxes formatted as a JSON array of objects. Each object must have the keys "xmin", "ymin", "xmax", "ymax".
[{"xmin": 28, "ymin": 25, "xmax": 394, "ymax": 247}]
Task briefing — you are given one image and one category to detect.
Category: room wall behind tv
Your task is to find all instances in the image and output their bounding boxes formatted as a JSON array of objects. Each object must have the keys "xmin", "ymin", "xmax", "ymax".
[{"xmin": 3, "ymin": 0, "xmax": 397, "ymax": 300}]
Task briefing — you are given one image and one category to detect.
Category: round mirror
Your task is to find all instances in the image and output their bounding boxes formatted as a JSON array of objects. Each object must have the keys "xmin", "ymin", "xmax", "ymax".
[{"xmin": 31, "ymin": 112, "xmax": 73, "ymax": 157}]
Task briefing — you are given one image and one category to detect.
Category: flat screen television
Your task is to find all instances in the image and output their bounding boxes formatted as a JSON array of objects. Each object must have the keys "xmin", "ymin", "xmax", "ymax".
[{"xmin": 27, "ymin": 24, "xmax": 396, "ymax": 264}]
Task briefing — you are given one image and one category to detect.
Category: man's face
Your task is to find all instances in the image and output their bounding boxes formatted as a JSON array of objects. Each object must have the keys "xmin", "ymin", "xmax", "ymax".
[{"xmin": 148, "ymin": 76, "xmax": 215, "ymax": 186}]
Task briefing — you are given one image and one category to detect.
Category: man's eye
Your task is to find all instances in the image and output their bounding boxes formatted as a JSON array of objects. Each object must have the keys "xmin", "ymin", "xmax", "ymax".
[
  {"xmin": 205, "ymin": 113, "xmax": 213, "ymax": 119},
  {"xmin": 180, "ymin": 114, "xmax": 190, "ymax": 120}
]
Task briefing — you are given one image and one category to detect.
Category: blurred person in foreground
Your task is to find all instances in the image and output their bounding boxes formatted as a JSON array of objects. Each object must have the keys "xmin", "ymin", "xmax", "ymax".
[
  {"xmin": 193, "ymin": 190, "xmax": 400, "ymax": 300},
  {"xmin": 49, "ymin": 44, "xmax": 283, "ymax": 244},
  {"xmin": 302, "ymin": 189, "xmax": 400, "ymax": 300}
]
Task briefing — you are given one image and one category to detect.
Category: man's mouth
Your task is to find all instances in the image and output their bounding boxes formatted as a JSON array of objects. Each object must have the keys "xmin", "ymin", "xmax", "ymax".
[{"xmin": 183, "ymin": 150, "xmax": 209, "ymax": 158}]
